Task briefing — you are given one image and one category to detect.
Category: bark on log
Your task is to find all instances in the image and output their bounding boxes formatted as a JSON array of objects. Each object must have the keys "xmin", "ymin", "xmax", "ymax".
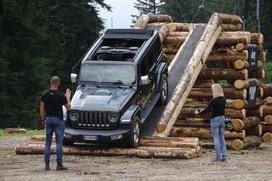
[
  {"xmin": 233, "ymin": 60, "xmax": 249, "ymax": 70},
  {"xmin": 170, "ymin": 127, "xmax": 246, "ymax": 139},
  {"xmin": 139, "ymin": 136, "xmax": 200, "ymax": 149},
  {"xmin": 250, "ymin": 33, "xmax": 264, "ymax": 45},
  {"xmin": 246, "ymin": 124, "xmax": 262, "ymax": 136},
  {"xmin": 170, "ymin": 23, "xmax": 191, "ymax": 32},
  {"xmin": 207, "ymin": 50, "xmax": 248, "ymax": 61},
  {"xmin": 217, "ymin": 13, "xmax": 243, "ymax": 24},
  {"xmin": 246, "ymin": 106, "xmax": 263, "ymax": 117},
  {"xmin": 265, "ymin": 97, "xmax": 272, "ymax": 105},
  {"xmin": 262, "ymin": 132, "xmax": 272, "ymax": 143},
  {"xmin": 15, "ymin": 145, "xmax": 200, "ymax": 159},
  {"xmin": 4, "ymin": 128, "xmax": 26, "ymax": 134},
  {"xmin": 262, "ymin": 105, "xmax": 272, "ymax": 117},
  {"xmin": 262, "ymin": 84, "xmax": 272, "ymax": 98},
  {"xmin": 221, "ymin": 23, "xmax": 243, "ymax": 31},
  {"xmin": 264, "ymin": 115, "xmax": 272, "ymax": 124},
  {"xmin": 234, "ymin": 78, "xmax": 261, "ymax": 90},
  {"xmin": 198, "ymin": 68, "xmax": 248, "ymax": 81},
  {"xmin": 261, "ymin": 123, "xmax": 272, "ymax": 133},
  {"xmin": 189, "ymin": 87, "xmax": 247, "ymax": 99},
  {"xmin": 168, "ymin": 32, "xmax": 189, "ymax": 37},
  {"xmin": 174, "ymin": 121, "xmax": 210, "ymax": 128},
  {"xmin": 155, "ymin": 13, "xmax": 223, "ymax": 136},
  {"xmin": 184, "ymin": 99, "xmax": 245, "ymax": 110},
  {"xmin": 216, "ymin": 31, "xmax": 250, "ymax": 45},
  {"xmin": 134, "ymin": 14, "xmax": 173, "ymax": 29},
  {"xmin": 235, "ymin": 43, "xmax": 246, "ymax": 51},
  {"xmin": 164, "ymin": 36, "xmax": 186, "ymax": 45},
  {"xmin": 231, "ymin": 136, "xmax": 262, "ymax": 150},
  {"xmin": 248, "ymin": 68, "xmax": 265, "ymax": 79},
  {"xmin": 259, "ymin": 51, "xmax": 266, "ymax": 62}
]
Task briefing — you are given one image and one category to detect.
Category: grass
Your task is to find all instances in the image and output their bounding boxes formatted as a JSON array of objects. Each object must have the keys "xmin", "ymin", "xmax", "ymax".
[{"xmin": 0, "ymin": 129, "xmax": 45, "ymax": 137}]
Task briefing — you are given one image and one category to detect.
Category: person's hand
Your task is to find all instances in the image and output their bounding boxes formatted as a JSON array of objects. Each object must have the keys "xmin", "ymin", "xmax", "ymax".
[
  {"xmin": 65, "ymin": 88, "xmax": 71, "ymax": 100},
  {"xmin": 194, "ymin": 109, "xmax": 199, "ymax": 115},
  {"xmin": 41, "ymin": 119, "xmax": 45, "ymax": 128}
]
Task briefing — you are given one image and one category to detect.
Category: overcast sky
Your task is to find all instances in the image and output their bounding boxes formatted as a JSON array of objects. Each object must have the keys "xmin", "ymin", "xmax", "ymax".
[{"xmin": 99, "ymin": 0, "xmax": 138, "ymax": 29}]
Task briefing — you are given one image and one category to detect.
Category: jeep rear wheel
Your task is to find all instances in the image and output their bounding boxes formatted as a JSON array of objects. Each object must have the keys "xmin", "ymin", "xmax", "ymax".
[
  {"xmin": 158, "ymin": 74, "xmax": 168, "ymax": 106},
  {"xmin": 125, "ymin": 116, "xmax": 141, "ymax": 148}
]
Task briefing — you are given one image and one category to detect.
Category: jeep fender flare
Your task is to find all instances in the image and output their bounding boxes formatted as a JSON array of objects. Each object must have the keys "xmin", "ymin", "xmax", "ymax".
[
  {"xmin": 120, "ymin": 104, "xmax": 141, "ymax": 124},
  {"xmin": 155, "ymin": 61, "xmax": 168, "ymax": 92}
]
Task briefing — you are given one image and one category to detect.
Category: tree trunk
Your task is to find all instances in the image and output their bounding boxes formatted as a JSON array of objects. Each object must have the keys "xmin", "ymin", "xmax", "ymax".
[
  {"xmin": 231, "ymin": 136, "xmax": 262, "ymax": 150},
  {"xmin": 15, "ymin": 145, "xmax": 200, "ymax": 159},
  {"xmin": 170, "ymin": 127, "xmax": 246, "ymax": 139},
  {"xmin": 184, "ymin": 99, "xmax": 244, "ymax": 110},
  {"xmin": 179, "ymin": 107, "xmax": 246, "ymax": 119},
  {"xmin": 4, "ymin": 128, "xmax": 26, "ymax": 134},
  {"xmin": 216, "ymin": 31, "xmax": 251, "ymax": 45},
  {"xmin": 139, "ymin": 136, "xmax": 200, "ymax": 149},
  {"xmin": 246, "ymin": 124, "xmax": 262, "ymax": 136},
  {"xmin": 198, "ymin": 68, "xmax": 248, "ymax": 81},
  {"xmin": 189, "ymin": 87, "xmax": 247, "ymax": 99},
  {"xmin": 221, "ymin": 23, "xmax": 242, "ymax": 31},
  {"xmin": 232, "ymin": 117, "xmax": 259, "ymax": 131},
  {"xmin": 250, "ymin": 33, "xmax": 264, "ymax": 45},
  {"xmin": 207, "ymin": 50, "xmax": 248, "ymax": 61}
]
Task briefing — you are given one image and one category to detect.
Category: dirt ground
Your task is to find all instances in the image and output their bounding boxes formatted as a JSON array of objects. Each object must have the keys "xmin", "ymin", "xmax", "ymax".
[{"xmin": 1, "ymin": 136, "xmax": 272, "ymax": 181}]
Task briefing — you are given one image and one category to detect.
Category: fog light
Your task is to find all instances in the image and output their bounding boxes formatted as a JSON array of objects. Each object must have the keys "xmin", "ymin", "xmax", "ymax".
[
  {"xmin": 64, "ymin": 133, "xmax": 72, "ymax": 138},
  {"xmin": 111, "ymin": 134, "xmax": 123, "ymax": 140}
]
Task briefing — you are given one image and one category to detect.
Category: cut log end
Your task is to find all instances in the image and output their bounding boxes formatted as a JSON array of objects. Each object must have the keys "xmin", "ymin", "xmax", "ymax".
[
  {"xmin": 156, "ymin": 123, "xmax": 166, "ymax": 133},
  {"xmin": 233, "ymin": 60, "xmax": 245, "ymax": 70},
  {"xmin": 231, "ymin": 139, "xmax": 244, "ymax": 150},
  {"xmin": 264, "ymin": 115, "xmax": 272, "ymax": 124},
  {"xmin": 231, "ymin": 99, "xmax": 245, "ymax": 110},
  {"xmin": 235, "ymin": 43, "xmax": 246, "ymax": 51},
  {"xmin": 234, "ymin": 80, "xmax": 245, "ymax": 90},
  {"xmin": 232, "ymin": 119, "xmax": 244, "ymax": 131},
  {"xmin": 265, "ymin": 97, "xmax": 272, "ymax": 105},
  {"xmin": 262, "ymin": 132, "xmax": 272, "ymax": 143}
]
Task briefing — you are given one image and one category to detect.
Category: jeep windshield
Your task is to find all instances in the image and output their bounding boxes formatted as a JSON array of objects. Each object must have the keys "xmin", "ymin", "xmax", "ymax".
[{"xmin": 79, "ymin": 62, "xmax": 136, "ymax": 86}]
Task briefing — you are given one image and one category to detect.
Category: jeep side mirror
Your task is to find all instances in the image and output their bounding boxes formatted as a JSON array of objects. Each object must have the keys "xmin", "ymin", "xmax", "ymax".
[
  {"xmin": 140, "ymin": 75, "xmax": 151, "ymax": 85},
  {"xmin": 70, "ymin": 73, "xmax": 77, "ymax": 83}
]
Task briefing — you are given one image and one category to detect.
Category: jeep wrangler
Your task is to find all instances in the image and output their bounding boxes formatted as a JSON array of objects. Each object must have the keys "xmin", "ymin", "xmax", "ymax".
[{"xmin": 64, "ymin": 29, "xmax": 168, "ymax": 147}]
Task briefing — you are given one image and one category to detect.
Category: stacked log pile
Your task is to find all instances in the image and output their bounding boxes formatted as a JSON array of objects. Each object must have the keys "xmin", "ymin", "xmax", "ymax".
[
  {"xmin": 15, "ymin": 135, "xmax": 202, "ymax": 159},
  {"xmin": 165, "ymin": 23, "xmax": 269, "ymax": 150}
]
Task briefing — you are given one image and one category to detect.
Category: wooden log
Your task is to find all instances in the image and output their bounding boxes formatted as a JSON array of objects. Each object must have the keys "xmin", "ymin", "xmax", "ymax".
[
  {"xmin": 259, "ymin": 51, "xmax": 266, "ymax": 62},
  {"xmin": 155, "ymin": 13, "xmax": 223, "ymax": 136},
  {"xmin": 264, "ymin": 115, "xmax": 272, "ymax": 124},
  {"xmin": 170, "ymin": 127, "xmax": 246, "ymax": 139},
  {"xmin": 168, "ymin": 32, "xmax": 189, "ymax": 37},
  {"xmin": 139, "ymin": 136, "xmax": 199, "ymax": 149},
  {"xmin": 217, "ymin": 13, "xmax": 243, "ymax": 24},
  {"xmin": 250, "ymin": 33, "xmax": 264, "ymax": 45},
  {"xmin": 246, "ymin": 124, "xmax": 262, "ymax": 136},
  {"xmin": 15, "ymin": 144, "xmax": 200, "ymax": 159},
  {"xmin": 262, "ymin": 84, "xmax": 272, "ymax": 98},
  {"xmin": 179, "ymin": 107, "xmax": 246, "ymax": 119},
  {"xmin": 261, "ymin": 122, "xmax": 272, "ymax": 133},
  {"xmin": 262, "ymin": 105, "xmax": 272, "ymax": 117},
  {"xmin": 164, "ymin": 36, "xmax": 186, "ymax": 45},
  {"xmin": 198, "ymin": 68, "xmax": 248, "ymax": 81},
  {"xmin": 174, "ymin": 121, "xmax": 210, "ymax": 128},
  {"xmin": 207, "ymin": 50, "xmax": 248, "ymax": 61},
  {"xmin": 184, "ymin": 99, "xmax": 245, "ymax": 110},
  {"xmin": 265, "ymin": 97, "xmax": 272, "ymax": 105},
  {"xmin": 189, "ymin": 87, "xmax": 247, "ymax": 99},
  {"xmin": 234, "ymin": 78, "xmax": 261, "ymax": 90},
  {"xmin": 235, "ymin": 43, "xmax": 246, "ymax": 51},
  {"xmin": 221, "ymin": 23, "xmax": 242, "ymax": 31},
  {"xmin": 231, "ymin": 136, "xmax": 262, "ymax": 150},
  {"xmin": 216, "ymin": 31, "xmax": 251, "ymax": 45},
  {"xmin": 170, "ymin": 23, "xmax": 191, "ymax": 32},
  {"xmin": 262, "ymin": 132, "xmax": 272, "ymax": 143},
  {"xmin": 4, "ymin": 128, "xmax": 27, "ymax": 134},
  {"xmin": 248, "ymin": 68, "xmax": 265, "ymax": 79},
  {"xmin": 246, "ymin": 106, "xmax": 263, "ymax": 117},
  {"xmin": 232, "ymin": 117, "xmax": 259, "ymax": 131}
]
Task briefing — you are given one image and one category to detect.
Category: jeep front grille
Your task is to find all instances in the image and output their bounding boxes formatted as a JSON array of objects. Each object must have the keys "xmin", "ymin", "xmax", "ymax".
[{"xmin": 71, "ymin": 112, "xmax": 117, "ymax": 129}]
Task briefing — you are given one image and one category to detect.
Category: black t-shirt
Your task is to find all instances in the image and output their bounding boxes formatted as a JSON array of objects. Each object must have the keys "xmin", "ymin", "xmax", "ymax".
[
  {"xmin": 199, "ymin": 96, "xmax": 226, "ymax": 118},
  {"xmin": 41, "ymin": 89, "xmax": 67, "ymax": 119}
]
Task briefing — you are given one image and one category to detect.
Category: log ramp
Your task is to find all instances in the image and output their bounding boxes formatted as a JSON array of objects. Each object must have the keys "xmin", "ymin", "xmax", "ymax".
[{"xmin": 16, "ymin": 13, "xmax": 270, "ymax": 156}]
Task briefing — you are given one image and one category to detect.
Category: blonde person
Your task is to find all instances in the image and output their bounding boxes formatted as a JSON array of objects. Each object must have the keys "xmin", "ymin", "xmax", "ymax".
[{"xmin": 195, "ymin": 84, "xmax": 227, "ymax": 162}]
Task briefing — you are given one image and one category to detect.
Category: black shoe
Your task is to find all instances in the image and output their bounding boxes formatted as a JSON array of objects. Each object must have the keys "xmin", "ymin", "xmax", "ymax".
[
  {"xmin": 45, "ymin": 162, "xmax": 50, "ymax": 171},
  {"xmin": 56, "ymin": 164, "xmax": 68, "ymax": 171},
  {"xmin": 221, "ymin": 158, "xmax": 227, "ymax": 162}
]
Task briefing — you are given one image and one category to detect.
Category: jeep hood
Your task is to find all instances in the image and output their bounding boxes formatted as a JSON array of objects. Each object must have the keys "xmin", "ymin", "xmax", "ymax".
[{"xmin": 71, "ymin": 86, "xmax": 135, "ymax": 112}]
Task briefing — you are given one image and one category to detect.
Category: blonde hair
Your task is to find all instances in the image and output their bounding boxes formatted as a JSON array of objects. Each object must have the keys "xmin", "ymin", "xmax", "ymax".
[
  {"xmin": 50, "ymin": 76, "xmax": 60, "ymax": 85},
  {"xmin": 212, "ymin": 84, "xmax": 224, "ymax": 98}
]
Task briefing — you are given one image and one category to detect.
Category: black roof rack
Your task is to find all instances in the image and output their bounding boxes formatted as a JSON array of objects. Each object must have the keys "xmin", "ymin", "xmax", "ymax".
[{"xmin": 104, "ymin": 29, "xmax": 154, "ymax": 40}]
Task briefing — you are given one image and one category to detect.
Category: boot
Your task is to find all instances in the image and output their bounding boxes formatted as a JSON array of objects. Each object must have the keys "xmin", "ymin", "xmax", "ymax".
[
  {"xmin": 56, "ymin": 163, "xmax": 68, "ymax": 171},
  {"xmin": 45, "ymin": 162, "xmax": 50, "ymax": 171}
]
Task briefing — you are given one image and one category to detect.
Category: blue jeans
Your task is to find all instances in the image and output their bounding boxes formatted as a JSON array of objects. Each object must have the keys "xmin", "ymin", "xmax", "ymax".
[
  {"xmin": 211, "ymin": 116, "xmax": 227, "ymax": 160},
  {"xmin": 44, "ymin": 116, "xmax": 65, "ymax": 165}
]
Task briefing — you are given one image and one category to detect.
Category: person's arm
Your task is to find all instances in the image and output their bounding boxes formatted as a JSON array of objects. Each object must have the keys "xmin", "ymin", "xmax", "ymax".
[
  {"xmin": 40, "ymin": 101, "xmax": 46, "ymax": 126},
  {"xmin": 64, "ymin": 88, "xmax": 71, "ymax": 110},
  {"xmin": 198, "ymin": 99, "xmax": 213, "ymax": 115}
]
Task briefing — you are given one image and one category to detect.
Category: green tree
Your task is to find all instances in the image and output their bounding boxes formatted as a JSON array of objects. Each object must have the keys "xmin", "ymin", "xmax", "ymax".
[{"xmin": 132, "ymin": 0, "xmax": 161, "ymax": 23}]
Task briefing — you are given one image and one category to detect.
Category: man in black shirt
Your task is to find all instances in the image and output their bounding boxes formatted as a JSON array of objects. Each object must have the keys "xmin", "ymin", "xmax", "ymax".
[{"xmin": 40, "ymin": 76, "xmax": 71, "ymax": 171}]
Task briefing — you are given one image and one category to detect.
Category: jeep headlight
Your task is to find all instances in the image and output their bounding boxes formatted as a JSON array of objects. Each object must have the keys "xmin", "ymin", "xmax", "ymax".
[
  {"xmin": 69, "ymin": 111, "xmax": 79, "ymax": 121},
  {"xmin": 108, "ymin": 113, "xmax": 119, "ymax": 123}
]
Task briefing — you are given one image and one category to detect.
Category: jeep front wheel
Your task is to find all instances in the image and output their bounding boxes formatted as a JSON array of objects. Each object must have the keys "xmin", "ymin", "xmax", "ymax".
[
  {"xmin": 158, "ymin": 74, "xmax": 168, "ymax": 106},
  {"xmin": 125, "ymin": 117, "xmax": 141, "ymax": 148}
]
